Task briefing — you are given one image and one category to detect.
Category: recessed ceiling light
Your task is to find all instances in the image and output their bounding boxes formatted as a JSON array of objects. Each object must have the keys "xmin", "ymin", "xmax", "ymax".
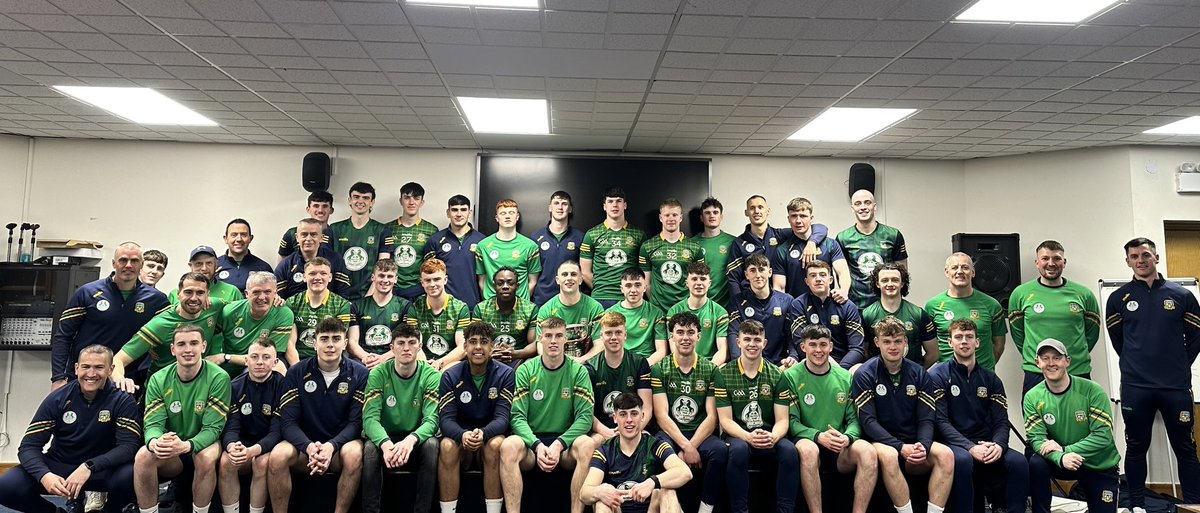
[
  {"xmin": 1144, "ymin": 116, "xmax": 1200, "ymax": 135},
  {"xmin": 406, "ymin": 0, "xmax": 538, "ymax": 8},
  {"xmin": 458, "ymin": 97, "xmax": 549, "ymax": 135},
  {"xmin": 52, "ymin": 86, "xmax": 217, "ymax": 126},
  {"xmin": 787, "ymin": 107, "xmax": 917, "ymax": 142},
  {"xmin": 956, "ymin": 0, "xmax": 1120, "ymax": 24}
]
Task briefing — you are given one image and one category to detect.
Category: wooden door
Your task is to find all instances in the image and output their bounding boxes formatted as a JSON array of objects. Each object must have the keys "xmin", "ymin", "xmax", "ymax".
[{"xmin": 1165, "ymin": 221, "xmax": 1200, "ymax": 477}]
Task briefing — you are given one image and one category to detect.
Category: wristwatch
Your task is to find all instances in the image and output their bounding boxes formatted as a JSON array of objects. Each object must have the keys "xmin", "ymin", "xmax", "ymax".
[
  {"xmin": 650, "ymin": 475, "xmax": 661, "ymax": 489},
  {"xmin": 223, "ymin": 353, "xmax": 232, "ymax": 363},
  {"xmin": 84, "ymin": 460, "xmax": 95, "ymax": 470}
]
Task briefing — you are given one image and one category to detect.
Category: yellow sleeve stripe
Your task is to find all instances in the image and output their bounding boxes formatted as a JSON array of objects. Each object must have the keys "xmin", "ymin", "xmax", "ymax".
[
  {"xmin": 24, "ymin": 425, "xmax": 53, "ymax": 436},
  {"xmin": 592, "ymin": 450, "xmax": 606, "ymax": 463}
]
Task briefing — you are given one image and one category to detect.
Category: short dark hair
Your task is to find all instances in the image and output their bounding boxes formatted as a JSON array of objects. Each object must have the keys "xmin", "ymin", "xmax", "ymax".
[
  {"xmin": 551, "ymin": 190, "xmax": 572, "ymax": 205},
  {"xmin": 400, "ymin": 182, "xmax": 425, "ymax": 198},
  {"xmin": 1036, "ymin": 240, "xmax": 1064, "ymax": 253},
  {"xmin": 667, "ymin": 312, "xmax": 700, "ymax": 332},
  {"xmin": 800, "ymin": 324, "xmax": 832, "ymax": 342},
  {"xmin": 448, "ymin": 194, "xmax": 471, "ymax": 208},
  {"xmin": 316, "ymin": 317, "xmax": 346, "ymax": 335},
  {"xmin": 603, "ymin": 187, "xmax": 626, "ymax": 200},
  {"xmin": 745, "ymin": 253, "xmax": 770, "ymax": 270},
  {"xmin": 391, "ymin": 324, "xmax": 421, "ymax": 341},
  {"xmin": 804, "ymin": 260, "xmax": 831, "ymax": 274},
  {"xmin": 540, "ymin": 316, "xmax": 566, "ymax": 331},
  {"xmin": 349, "ymin": 182, "xmax": 376, "ymax": 198},
  {"xmin": 621, "ymin": 268, "xmax": 646, "ymax": 282},
  {"xmin": 252, "ymin": 334, "xmax": 276, "ymax": 350},
  {"xmin": 307, "ymin": 191, "xmax": 334, "ymax": 206},
  {"xmin": 493, "ymin": 266, "xmax": 518, "ymax": 283},
  {"xmin": 173, "ymin": 323, "xmax": 204, "ymax": 342},
  {"xmin": 700, "ymin": 197, "xmax": 723, "ymax": 212},
  {"xmin": 738, "ymin": 320, "xmax": 765, "ymax": 337},
  {"xmin": 612, "ymin": 391, "xmax": 642, "ymax": 411},
  {"xmin": 464, "ymin": 321, "xmax": 495, "ymax": 342},
  {"xmin": 869, "ymin": 262, "xmax": 910, "ymax": 297},
  {"xmin": 178, "ymin": 271, "xmax": 209, "ymax": 289},
  {"xmin": 144, "ymin": 249, "xmax": 168, "ymax": 266},
  {"xmin": 949, "ymin": 318, "xmax": 977, "ymax": 335},
  {"xmin": 1124, "ymin": 237, "xmax": 1156, "ymax": 253},
  {"xmin": 305, "ymin": 256, "xmax": 332, "ymax": 271},
  {"xmin": 873, "ymin": 317, "xmax": 907, "ymax": 338},
  {"xmin": 225, "ymin": 218, "xmax": 252, "ymax": 236},
  {"xmin": 687, "ymin": 261, "xmax": 711, "ymax": 276}
]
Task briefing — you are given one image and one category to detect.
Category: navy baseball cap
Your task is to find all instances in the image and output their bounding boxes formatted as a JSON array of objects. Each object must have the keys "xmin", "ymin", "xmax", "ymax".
[{"xmin": 189, "ymin": 245, "xmax": 217, "ymax": 261}]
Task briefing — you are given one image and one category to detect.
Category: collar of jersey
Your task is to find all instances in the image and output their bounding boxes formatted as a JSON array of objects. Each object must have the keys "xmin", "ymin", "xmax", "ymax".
[
  {"xmin": 304, "ymin": 291, "xmax": 330, "ymax": 306},
  {"xmin": 737, "ymin": 358, "xmax": 763, "ymax": 375},
  {"xmin": 603, "ymin": 221, "xmax": 629, "ymax": 231}
]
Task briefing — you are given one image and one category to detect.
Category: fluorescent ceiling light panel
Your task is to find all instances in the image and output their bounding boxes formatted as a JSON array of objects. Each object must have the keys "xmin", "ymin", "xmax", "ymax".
[
  {"xmin": 458, "ymin": 97, "xmax": 549, "ymax": 134},
  {"xmin": 956, "ymin": 0, "xmax": 1120, "ymax": 23},
  {"xmin": 788, "ymin": 107, "xmax": 917, "ymax": 142},
  {"xmin": 1144, "ymin": 116, "xmax": 1200, "ymax": 135},
  {"xmin": 406, "ymin": 0, "xmax": 538, "ymax": 8},
  {"xmin": 53, "ymin": 86, "xmax": 217, "ymax": 126}
]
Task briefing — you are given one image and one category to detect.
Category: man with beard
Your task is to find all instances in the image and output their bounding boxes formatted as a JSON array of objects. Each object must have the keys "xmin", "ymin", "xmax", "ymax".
[{"xmin": 216, "ymin": 219, "xmax": 274, "ymax": 294}]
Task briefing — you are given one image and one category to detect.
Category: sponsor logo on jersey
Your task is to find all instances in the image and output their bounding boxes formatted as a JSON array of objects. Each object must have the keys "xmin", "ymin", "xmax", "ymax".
[
  {"xmin": 744, "ymin": 307, "xmax": 755, "ymax": 317},
  {"xmin": 876, "ymin": 384, "xmax": 888, "ymax": 396},
  {"xmin": 661, "ymin": 261, "xmax": 683, "ymax": 284},
  {"xmin": 241, "ymin": 403, "xmax": 253, "ymax": 415},
  {"xmin": 292, "ymin": 272, "xmax": 304, "ymax": 283},
  {"xmin": 809, "ymin": 313, "xmax": 820, "ymax": 324},
  {"xmin": 97, "ymin": 299, "xmax": 110, "ymax": 312},
  {"xmin": 745, "ymin": 243, "xmax": 756, "ymax": 253},
  {"xmin": 604, "ymin": 249, "xmax": 628, "ymax": 267},
  {"xmin": 63, "ymin": 411, "xmax": 77, "ymax": 424},
  {"xmin": 943, "ymin": 311, "xmax": 954, "ymax": 321},
  {"xmin": 533, "ymin": 389, "xmax": 545, "ymax": 401},
  {"xmin": 98, "ymin": 410, "xmax": 111, "ymax": 422},
  {"xmin": 442, "ymin": 243, "xmax": 452, "ymax": 252},
  {"xmin": 1033, "ymin": 303, "xmax": 1045, "ymax": 314},
  {"xmin": 741, "ymin": 402, "xmax": 763, "ymax": 429},
  {"xmin": 365, "ymin": 325, "xmax": 391, "ymax": 346},
  {"xmin": 540, "ymin": 241, "xmax": 550, "ymax": 251},
  {"xmin": 1044, "ymin": 413, "xmax": 1056, "ymax": 425},
  {"xmin": 304, "ymin": 380, "xmax": 317, "ymax": 393},
  {"xmin": 461, "ymin": 391, "xmax": 473, "ymax": 403},
  {"xmin": 789, "ymin": 249, "xmax": 801, "ymax": 259},
  {"xmin": 1127, "ymin": 300, "xmax": 1139, "ymax": 312},
  {"xmin": 857, "ymin": 252, "xmax": 884, "ymax": 276},
  {"xmin": 804, "ymin": 393, "xmax": 816, "ymax": 405},
  {"xmin": 950, "ymin": 385, "xmax": 961, "ymax": 396},
  {"xmin": 428, "ymin": 334, "xmax": 449, "ymax": 356},
  {"xmin": 395, "ymin": 245, "xmax": 418, "ymax": 267},
  {"xmin": 602, "ymin": 391, "xmax": 620, "ymax": 414},
  {"xmin": 170, "ymin": 401, "xmax": 183, "ymax": 413},
  {"xmin": 386, "ymin": 395, "xmax": 397, "ymax": 407},
  {"xmin": 234, "ymin": 326, "xmax": 246, "ymax": 339},
  {"xmin": 135, "ymin": 302, "xmax": 145, "ymax": 313},
  {"xmin": 219, "ymin": 270, "xmax": 230, "ymax": 280}
]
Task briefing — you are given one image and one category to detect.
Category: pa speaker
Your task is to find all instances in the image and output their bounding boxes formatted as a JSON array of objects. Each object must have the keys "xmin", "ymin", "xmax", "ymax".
[
  {"xmin": 302, "ymin": 152, "xmax": 331, "ymax": 192},
  {"xmin": 849, "ymin": 162, "xmax": 875, "ymax": 198},
  {"xmin": 952, "ymin": 233, "xmax": 1020, "ymax": 305}
]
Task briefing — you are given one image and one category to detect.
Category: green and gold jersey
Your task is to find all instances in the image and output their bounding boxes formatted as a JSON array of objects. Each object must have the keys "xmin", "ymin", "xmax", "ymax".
[
  {"xmin": 861, "ymin": 299, "xmax": 935, "ymax": 363},
  {"xmin": 404, "ymin": 295, "xmax": 471, "ymax": 360},
  {"xmin": 666, "ymin": 298, "xmax": 729, "ymax": 360},
  {"xmin": 587, "ymin": 350, "xmax": 651, "ymax": 428},
  {"xmin": 1009, "ymin": 279, "xmax": 1101, "ymax": 375},
  {"xmin": 650, "ymin": 356, "xmax": 718, "ymax": 433},
  {"xmin": 219, "ymin": 300, "xmax": 293, "ymax": 373},
  {"xmin": 715, "ymin": 358, "xmax": 783, "ymax": 432},
  {"xmin": 472, "ymin": 296, "xmax": 539, "ymax": 350},
  {"xmin": 329, "ymin": 218, "xmax": 393, "ymax": 300},
  {"xmin": 925, "ymin": 291, "xmax": 1007, "ymax": 370},
  {"xmin": 536, "ymin": 294, "xmax": 605, "ymax": 358},
  {"xmin": 511, "ymin": 357, "xmax": 594, "ymax": 447},
  {"xmin": 143, "ymin": 361, "xmax": 231, "ymax": 451},
  {"xmin": 363, "ymin": 361, "xmax": 441, "ymax": 445},
  {"xmin": 475, "ymin": 233, "xmax": 542, "ymax": 301},
  {"xmin": 285, "ymin": 292, "xmax": 355, "ymax": 360},
  {"xmin": 169, "ymin": 281, "xmax": 243, "ymax": 305},
  {"xmin": 639, "ymin": 234, "xmax": 704, "ymax": 312},
  {"xmin": 120, "ymin": 300, "xmax": 227, "ymax": 375},
  {"xmin": 835, "ymin": 223, "xmax": 908, "ymax": 309},
  {"xmin": 696, "ymin": 231, "xmax": 736, "ymax": 307},
  {"xmin": 596, "ymin": 302, "xmax": 667, "ymax": 359},
  {"xmin": 354, "ymin": 295, "xmax": 410, "ymax": 355},
  {"xmin": 386, "ymin": 218, "xmax": 439, "ymax": 291},
  {"xmin": 1023, "ymin": 377, "xmax": 1120, "ymax": 471},
  {"xmin": 777, "ymin": 361, "xmax": 859, "ymax": 442},
  {"xmin": 581, "ymin": 223, "xmax": 646, "ymax": 301}
]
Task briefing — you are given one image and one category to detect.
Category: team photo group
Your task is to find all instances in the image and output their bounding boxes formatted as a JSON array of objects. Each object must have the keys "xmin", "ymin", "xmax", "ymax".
[{"xmin": 2, "ymin": 179, "xmax": 1199, "ymax": 513}]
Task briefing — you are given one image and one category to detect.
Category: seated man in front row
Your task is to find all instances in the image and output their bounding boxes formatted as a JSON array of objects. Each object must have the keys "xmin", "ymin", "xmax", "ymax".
[
  {"xmin": 135, "ymin": 325, "xmax": 231, "ymax": 513},
  {"xmin": 438, "ymin": 321, "xmax": 516, "ymax": 513},
  {"xmin": 1025, "ymin": 339, "xmax": 1121, "ymax": 513},
  {"xmin": 852, "ymin": 317, "xmax": 953, "ymax": 513},
  {"xmin": 582, "ymin": 392, "xmax": 693, "ymax": 513},
  {"xmin": 0, "ymin": 345, "xmax": 140, "ymax": 513},
  {"xmin": 500, "ymin": 316, "xmax": 597, "ymax": 513},
  {"xmin": 269, "ymin": 317, "xmax": 368, "ymax": 513},
  {"xmin": 362, "ymin": 324, "xmax": 441, "ymax": 513},
  {"xmin": 218, "ymin": 336, "xmax": 287, "ymax": 513}
]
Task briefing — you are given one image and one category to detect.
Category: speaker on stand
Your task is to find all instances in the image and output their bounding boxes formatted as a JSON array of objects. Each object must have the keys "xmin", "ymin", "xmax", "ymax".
[{"xmin": 951, "ymin": 233, "xmax": 1021, "ymax": 306}]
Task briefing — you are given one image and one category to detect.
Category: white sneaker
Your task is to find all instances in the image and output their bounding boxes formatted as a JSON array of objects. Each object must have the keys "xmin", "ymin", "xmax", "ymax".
[
  {"xmin": 1132, "ymin": 507, "xmax": 1148, "ymax": 513},
  {"xmin": 84, "ymin": 491, "xmax": 107, "ymax": 513}
]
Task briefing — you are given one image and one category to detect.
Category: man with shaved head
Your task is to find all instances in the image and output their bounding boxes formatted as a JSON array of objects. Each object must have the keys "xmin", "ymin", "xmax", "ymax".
[
  {"xmin": 925, "ymin": 253, "xmax": 1007, "ymax": 370},
  {"xmin": 836, "ymin": 189, "xmax": 908, "ymax": 309}
]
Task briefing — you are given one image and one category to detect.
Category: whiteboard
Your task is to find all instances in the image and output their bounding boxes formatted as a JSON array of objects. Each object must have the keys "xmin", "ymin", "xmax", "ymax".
[{"xmin": 1100, "ymin": 277, "xmax": 1200, "ymax": 402}]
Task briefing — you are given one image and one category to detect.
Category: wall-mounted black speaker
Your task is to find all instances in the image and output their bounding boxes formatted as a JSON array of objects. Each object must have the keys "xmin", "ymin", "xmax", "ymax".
[
  {"xmin": 302, "ymin": 152, "xmax": 331, "ymax": 192},
  {"xmin": 849, "ymin": 162, "xmax": 875, "ymax": 198},
  {"xmin": 952, "ymin": 233, "xmax": 1020, "ymax": 305}
]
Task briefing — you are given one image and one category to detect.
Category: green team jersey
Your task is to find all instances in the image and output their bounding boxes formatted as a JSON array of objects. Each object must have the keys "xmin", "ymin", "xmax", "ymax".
[
  {"xmin": 362, "ymin": 361, "xmax": 441, "ymax": 445},
  {"xmin": 587, "ymin": 350, "xmax": 651, "ymax": 427},
  {"xmin": 638, "ymin": 234, "xmax": 704, "ymax": 312},
  {"xmin": 696, "ymin": 231, "xmax": 736, "ymax": 307},
  {"xmin": 581, "ymin": 223, "xmax": 646, "ymax": 301},
  {"xmin": 596, "ymin": 302, "xmax": 667, "ymax": 359},
  {"xmin": 471, "ymin": 296, "xmax": 538, "ymax": 350},
  {"xmin": 143, "ymin": 361, "xmax": 231, "ymax": 452},
  {"xmin": 536, "ymin": 294, "xmax": 605, "ymax": 358},
  {"xmin": 404, "ymin": 295, "xmax": 471, "ymax": 360},
  {"xmin": 511, "ymin": 357, "xmax": 594, "ymax": 447},
  {"xmin": 1009, "ymin": 279, "xmax": 1102, "ymax": 375},
  {"xmin": 666, "ymin": 298, "xmax": 729, "ymax": 360},
  {"xmin": 329, "ymin": 218, "xmax": 392, "ymax": 300},
  {"xmin": 219, "ymin": 300, "xmax": 293, "ymax": 374},
  {"xmin": 834, "ymin": 223, "xmax": 908, "ymax": 309},
  {"xmin": 1023, "ymin": 377, "xmax": 1120, "ymax": 471},
  {"xmin": 386, "ymin": 218, "xmax": 439, "ymax": 291},
  {"xmin": 925, "ymin": 291, "xmax": 1008, "ymax": 370},
  {"xmin": 121, "ymin": 300, "xmax": 227, "ymax": 375},
  {"xmin": 777, "ymin": 361, "xmax": 859, "ymax": 442},
  {"xmin": 475, "ymin": 233, "xmax": 542, "ymax": 301},
  {"xmin": 861, "ymin": 299, "xmax": 936, "ymax": 363},
  {"xmin": 169, "ymin": 281, "xmax": 243, "ymax": 305},
  {"xmin": 354, "ymin": 295, "xmax": 410, "ymax": 355},
  {"xmin": 715, "ymin": 359, "xmax": 783, "ymax": 432},
  {"xmin": 286, "ymin": 292, "xmax": 356, "ymax": 360},
  {"xmin": 650, "ymin": 356, "xmax": 718, "ymax": 433}
]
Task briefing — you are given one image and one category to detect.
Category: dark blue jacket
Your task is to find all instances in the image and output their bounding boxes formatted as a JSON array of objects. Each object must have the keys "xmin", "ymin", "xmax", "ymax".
[
  {"xmin": 438, "ymin": 360, "xmax": 515, "ymax": 442},
  {"xmin": 1105, "ymin": 275, "xmax": 1200, "ymax": 390},
  {"xmin": 278, "ymin": 357, "xmax": 367, "ymax": 453},
  {"xmin": 18, "ymin": 381, "xmax": 141, "ymax": 479},
  {"xmin": 927, "ymin": 360, "xmax": 1009, "ymax": 450},
  {"xmin": 786, "ymin": 293, "xmax": 865, "ymax": 367},
  {"xmin": 217, "ymin": 252, "xmax": 274, "ymax": 293},
  {"xmin": 852, "ymin": 357, "xmax": 936, "ymax": 451},
  {"xmin": 223, "ymin": 371, "xmax": 285, "ymax": 452},
  {"xmin": 50, "ymin": 275, "xmax": 169, "ymax": 382},
  {"xmin": 530, "ymin": 225, "xmax": 585, "ymax": 306},
  {"xmin": 727, "ymin": 289, "xmax": 794, "ymax": 364},
  {"xmin": 273, "ymin": 246, "xmax": 351, "ymax": 300},
  {"xmin": 424, "ymin": 226, "xmax": 487, "ymax": 311}
]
